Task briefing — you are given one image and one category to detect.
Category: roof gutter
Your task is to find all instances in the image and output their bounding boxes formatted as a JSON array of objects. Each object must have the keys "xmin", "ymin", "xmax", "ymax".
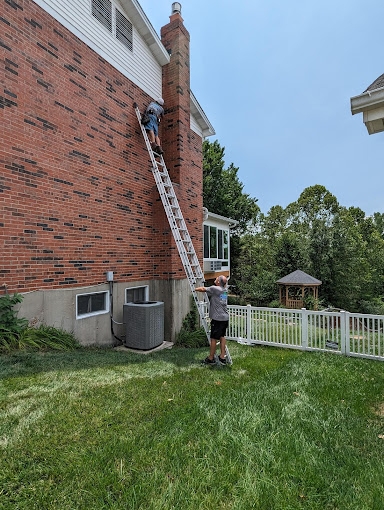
[
  {"xmin": 190, "ymin": 91, "xmax": 215, "ymax": 137},
  {"xmin": 351, "ymin": 87, "xmax": 384, "ymax": 115}
]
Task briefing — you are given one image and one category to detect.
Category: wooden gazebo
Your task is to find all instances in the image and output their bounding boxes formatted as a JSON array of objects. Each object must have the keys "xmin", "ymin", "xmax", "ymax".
[{"xmin": 276, "ymin": 270, "xmax": 322, "ymax": 309}]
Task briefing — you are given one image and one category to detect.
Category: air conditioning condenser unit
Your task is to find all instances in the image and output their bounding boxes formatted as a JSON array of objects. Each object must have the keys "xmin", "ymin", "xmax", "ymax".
[{"xmin": 123, "ymin": 301, "xmax": 164, "ymax": 350}]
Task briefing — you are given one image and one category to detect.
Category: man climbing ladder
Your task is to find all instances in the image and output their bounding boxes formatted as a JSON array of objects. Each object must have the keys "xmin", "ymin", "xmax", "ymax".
[{"xmin": 142, "ymin": 98, "xmax": 165, "ymax": 155}]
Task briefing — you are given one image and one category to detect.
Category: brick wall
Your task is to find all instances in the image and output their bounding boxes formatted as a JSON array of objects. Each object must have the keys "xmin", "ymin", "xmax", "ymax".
[{"xmin": 0, "ymin": 0, "xmax": 204, "ymax": 294}]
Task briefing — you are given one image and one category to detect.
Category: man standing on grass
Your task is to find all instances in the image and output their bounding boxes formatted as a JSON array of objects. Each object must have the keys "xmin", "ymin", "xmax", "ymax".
[{"xmin": 195, "ymin": 275, "xmax": 229, "ymax": 365}]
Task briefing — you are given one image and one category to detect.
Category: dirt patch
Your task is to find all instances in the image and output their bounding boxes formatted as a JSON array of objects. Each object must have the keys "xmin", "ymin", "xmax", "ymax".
[{"xmin": 374, "ymin": 403, "xmax": 384, "ymax": 417}]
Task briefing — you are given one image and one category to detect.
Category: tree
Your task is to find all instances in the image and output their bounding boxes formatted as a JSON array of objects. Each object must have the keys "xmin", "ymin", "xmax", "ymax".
[
  {"xmin": 373, "ymin": 212, "xmax": 384, "ymax": 239},
  {"xmin": 202, "ymin": 140, "xmax": 259, "ymax": 234},
  {"xmin": 233, "ymin": 233, "xmax": 279, "ymax": 304},
  {"xmin": 202, "ymin": 141, "xmax": 384, "ymax": 312}
]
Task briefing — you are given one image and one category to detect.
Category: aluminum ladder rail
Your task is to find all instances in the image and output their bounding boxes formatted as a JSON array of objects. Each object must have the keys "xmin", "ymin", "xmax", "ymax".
[{"xmin": 133, "ymin": 103, "xmax": 232, "ymax": 365}]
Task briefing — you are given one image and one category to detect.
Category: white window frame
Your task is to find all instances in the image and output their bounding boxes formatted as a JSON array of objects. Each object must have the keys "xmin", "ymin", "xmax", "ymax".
[
  {"xmin": 125, "ymin": 285, "xmax": 149, "ymax": 304},
  {"xmin": 76, "ymin": 291, "xmax": 110, "ymax": 319}
]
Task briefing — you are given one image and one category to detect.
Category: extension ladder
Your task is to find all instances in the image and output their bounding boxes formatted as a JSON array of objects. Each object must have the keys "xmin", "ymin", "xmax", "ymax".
[{"xmin": 133, "ymin": 103, "xmax": 232, "ymax": 365}]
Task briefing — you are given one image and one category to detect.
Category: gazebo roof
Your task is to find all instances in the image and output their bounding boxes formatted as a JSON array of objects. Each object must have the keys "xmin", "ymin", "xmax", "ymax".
[{"xmin": 276, "ymin": 270, "xmax": 322, "ymax": 286}]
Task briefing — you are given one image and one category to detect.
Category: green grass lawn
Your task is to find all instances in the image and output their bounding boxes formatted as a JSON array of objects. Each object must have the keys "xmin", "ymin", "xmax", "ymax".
[{"xmin": 1, "ymin": 343, "xmax": 384, "ymax": 509}]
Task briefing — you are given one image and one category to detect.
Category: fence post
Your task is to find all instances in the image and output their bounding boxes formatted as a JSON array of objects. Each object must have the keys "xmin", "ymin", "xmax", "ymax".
[
  {"xmin": 247, "ymin": 304, "xmax": 252, "ymax": 343},
  {"xmin": 340, "ymin": 310, "xmax": 348, "ymax": 355},
  {"xmin": 301, "ymin": 308, "xmax": 308, "ymax": 350}
]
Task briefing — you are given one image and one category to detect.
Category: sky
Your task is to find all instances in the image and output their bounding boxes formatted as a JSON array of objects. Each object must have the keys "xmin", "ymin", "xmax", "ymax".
[{"xmin": 138, "ymin": 0, "xmax": 384, "ymax": 217}]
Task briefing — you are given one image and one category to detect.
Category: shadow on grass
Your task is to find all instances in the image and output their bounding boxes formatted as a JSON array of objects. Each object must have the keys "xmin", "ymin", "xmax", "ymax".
[{"xmin": 0, "ymin": 343, "xmax": 231, "ymax": 379}]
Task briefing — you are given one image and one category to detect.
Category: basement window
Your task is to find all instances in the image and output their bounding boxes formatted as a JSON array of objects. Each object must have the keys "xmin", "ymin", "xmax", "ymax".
[
  {"xmin": 125, "ymin": 286, "xmax": 149, "ymax": 303},
  {"xmin": 76, "ymin": 291, "xmax": 109, "ymax": 319},
  {"xmin": 91, "ymin": 0, "xmax": 133, "ymax": 52}
]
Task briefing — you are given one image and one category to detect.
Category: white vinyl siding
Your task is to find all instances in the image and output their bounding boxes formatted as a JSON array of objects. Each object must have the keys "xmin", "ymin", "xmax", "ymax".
[{"xmin": 33, "ymin": 0, "xmax": 163, "ymax": 99}]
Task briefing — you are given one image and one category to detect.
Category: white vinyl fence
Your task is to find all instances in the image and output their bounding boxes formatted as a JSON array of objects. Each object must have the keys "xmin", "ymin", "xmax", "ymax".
[{"xmin": 223, "ymin": 305, "xmax": 384, "ymax": 361}]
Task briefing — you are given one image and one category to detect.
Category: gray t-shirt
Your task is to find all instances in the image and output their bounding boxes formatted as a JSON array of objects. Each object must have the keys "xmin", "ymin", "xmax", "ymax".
[
  {"xmin": 206, "ymin": 285, "xmax": 229, "ymax": 321},
  {"xmin": 146, "ymin": 101, "xmax": 164, "ymax": 119}
]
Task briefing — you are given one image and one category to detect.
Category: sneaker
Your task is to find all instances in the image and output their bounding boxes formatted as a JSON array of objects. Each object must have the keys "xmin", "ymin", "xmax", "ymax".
[
  {"xmin": 155, "ymin": 145, "xmax": 164, "ymax": 155},
  {"xmin": 201, "ymin": 356, "xmax": 216, "ymax": 365},
  {"xmin": 218, "ymin": 356, "xmax": 227, "ymax": 365}
]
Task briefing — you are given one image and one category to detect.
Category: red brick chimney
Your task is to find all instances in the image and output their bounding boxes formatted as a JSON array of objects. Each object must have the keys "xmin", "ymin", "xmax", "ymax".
[
  {"xmin": 159, "ymin": 3, "xmax": 204, "ymax": 286},
  {"xmin": 160, "ymin": 3, "xmax": 191, "ymax": 184}
]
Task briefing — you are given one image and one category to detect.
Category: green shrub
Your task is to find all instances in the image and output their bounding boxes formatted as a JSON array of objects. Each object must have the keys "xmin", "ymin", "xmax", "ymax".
[
  {"xmin": 303, "ymin": 295, "xmax": 324, "ymax": 311},
  {"xmin": 0, "ymin": 293, "xmax": 28, "ymax": 347},
  {"xmin": 175, "ymin": 301, "xmax": 208, "ymax": 348},
  {"xmin": 268, "ymin": 300, "xmax": 285, "ymax": 309},
  {"xmin": 358, "ymin": 297, "xmax": 384, "ymax": 315},
  {"xmin": 0, "ymin": 293, "xmax": 79, "ymax": 352},
  {"xmin": 175, "ymin": 327, "xmax": 207, "ymax": 348}
]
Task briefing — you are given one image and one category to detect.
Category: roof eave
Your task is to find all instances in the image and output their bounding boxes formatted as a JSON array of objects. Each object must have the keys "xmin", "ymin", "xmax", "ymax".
[
  {"xmin": 190, "ymin": 91, "xmax": 215, "ymax": 138},
  {"xmin": 206, "ymin": 210, "xmax": 238, "ymax": 227},
  {"xmin": 276, "ymin": 281, "xmax": 322, "ymax": 286},
  {"xmin": 350, "ymin": 87, "xmax": 384, "ymax": 115}
]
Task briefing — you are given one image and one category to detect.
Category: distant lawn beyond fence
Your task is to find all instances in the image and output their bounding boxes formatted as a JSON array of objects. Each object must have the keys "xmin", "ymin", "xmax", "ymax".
[
  {"xmin": 1, "ymin": 344, "xmax": 384, "ymax": 509},
  {"xmin": 227, "ymin": 305, "xmax": 384, "ymax": 361}
]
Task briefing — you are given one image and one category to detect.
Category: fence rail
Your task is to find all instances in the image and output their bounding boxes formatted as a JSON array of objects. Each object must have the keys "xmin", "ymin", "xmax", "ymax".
[{"xmin": 223, "ymin": 305, "xmax": 384, "ymax": 361}]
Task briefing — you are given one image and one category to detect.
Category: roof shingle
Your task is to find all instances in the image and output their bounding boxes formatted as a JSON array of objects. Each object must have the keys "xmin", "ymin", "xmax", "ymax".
[
  {"xmin": 276, "ymin": 270, "xmax": 322, "ymax": 285},
  {"xmin": 364, "ymin": 74, "xmax": 384, "ymax": 93}
]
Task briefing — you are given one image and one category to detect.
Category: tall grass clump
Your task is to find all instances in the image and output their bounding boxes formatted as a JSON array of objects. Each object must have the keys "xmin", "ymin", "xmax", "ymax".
[{"xmin": 0, "ymin": 293, "xmax": 79, "ymax": 352}]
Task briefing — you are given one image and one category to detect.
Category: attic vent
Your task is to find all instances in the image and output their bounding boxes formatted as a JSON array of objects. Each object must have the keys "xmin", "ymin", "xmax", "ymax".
[
  {"xmin": 91, "ymin": 0, "xmax": 112, "ymax": 32},
  {"xmin": 91, "ymin": 0, "xmax": 133, "ymax": 52},
  {"xmin": 116, "ymin": 9, "xmax": 133, "ymax": 52}
]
